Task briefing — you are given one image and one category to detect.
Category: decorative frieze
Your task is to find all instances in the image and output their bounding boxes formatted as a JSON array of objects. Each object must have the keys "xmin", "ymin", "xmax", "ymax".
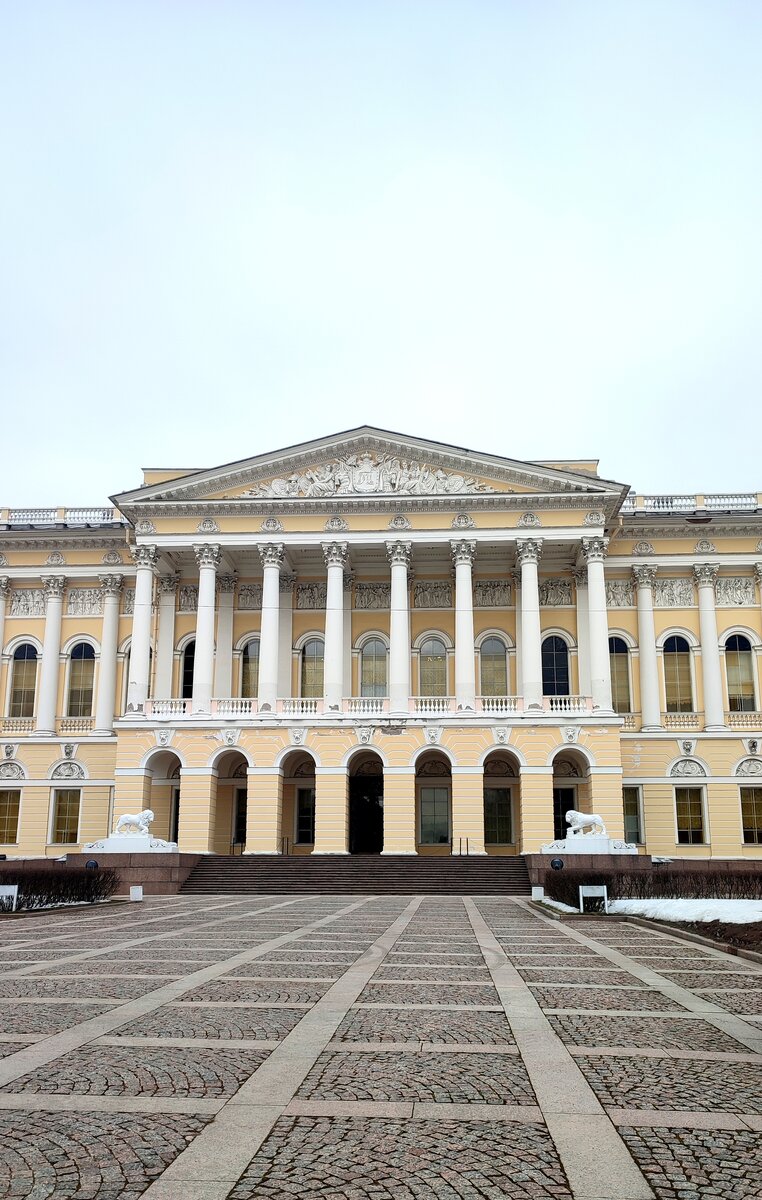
[
  {"xmin": 279, "ymin": 573, "xmax": 296, "ymax": 594},
  {"xmin": 715, "ymin": 577, "xmax": 756, "ymax": 607},
  {"xmin": 736, "ymin": 758, "xmax": 762, "ymax": 777},
  {"xmin": 414, "ymin": 580, "xmax": 452, "ymax": 608},
  {"xmin": 354, "ymin": 583, "xmax": 391, "ymax": 610},
  {"xmin": 296, "ymin": 583, "xmax": 327, "ymax": 609},
  {"xmin": 654, "ymin": 578, "xmax": 694, "ymax": 607},
  {"xmin": 244, "ymin": 452, "xmax": 496, "ymax": 498},
  {"xmin": 9, "ymin": 589, "xmax": 45, "ymax": 617},
  {"xmin": 670, "ymin": 759, "xmax": 706, "ymax": 777},
  {"xmin": 51, "ymin": 761, "xmax": 86, "ymax": 780},
  {"xmin": 217, "ymin": 574, "xmax": 237, "ymax": 593},
  {"xmin": 156, "ymin": 575, "xmax": 178, "ymax": 596},
  {"xmin": 0, "ymin": 578, "xmax": 9, "ymax": 601},
  {"xmin": 67, "ymin": 588, "xmax": 103, "ymax": 616},
  {"xmin": 0, "ymin": 761, "xmax": 23, "ymax": 780},
  {"xmin": 539, "ymin": 579, "xmax": 572, "ymax": 606},
  {"xmin": 473, "ymin": 580, "xmax": 512, "ymax": 607},
  {"xmin": 123, "ymin": 589, "xmax": 135, "ymax": 615},
  {"xmin": 178, "ymin": 585, "xmax": 199, "ymax": 612},
  {"xmin": 605, "ymin": 579, "xmax": 634, "ymax": 607}
]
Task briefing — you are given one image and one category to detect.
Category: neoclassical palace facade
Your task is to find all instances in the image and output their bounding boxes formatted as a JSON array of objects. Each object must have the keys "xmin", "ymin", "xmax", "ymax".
[{"xmin": 1, "ymin": 427, "xmax": 762, "ymax": 861}]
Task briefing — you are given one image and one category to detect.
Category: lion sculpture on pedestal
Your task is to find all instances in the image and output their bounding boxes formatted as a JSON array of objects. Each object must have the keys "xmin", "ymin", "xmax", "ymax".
[
  {"xmin": 115, "ymin": 809, "xmax": 155, "ymax": 836},
  {"xmin": 565, "ymin": 809, "xmax": 608, "ymax": 837}
]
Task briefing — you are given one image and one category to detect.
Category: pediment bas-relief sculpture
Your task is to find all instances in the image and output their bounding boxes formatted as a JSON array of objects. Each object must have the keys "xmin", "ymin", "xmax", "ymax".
[{"xmin": 241, "ymin": 452, "xmax": 497, "ymax": 499}]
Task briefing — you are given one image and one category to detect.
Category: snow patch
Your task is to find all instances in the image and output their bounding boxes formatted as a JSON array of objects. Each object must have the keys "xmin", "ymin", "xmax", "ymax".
[{"xmin": 608, "ymin": 898, "xmax": 762, "ymax": 925}]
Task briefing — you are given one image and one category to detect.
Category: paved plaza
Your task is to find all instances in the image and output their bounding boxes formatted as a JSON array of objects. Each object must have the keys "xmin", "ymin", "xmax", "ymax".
[{"xmin": 0, "ymin": 894, "xmax": 760, "ymax": 1199}]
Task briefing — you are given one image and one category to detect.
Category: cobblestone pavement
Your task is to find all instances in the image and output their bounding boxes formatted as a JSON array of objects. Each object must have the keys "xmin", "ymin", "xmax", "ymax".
[{"xmin": 0, "ymin": 892, "xmax": 759, "ymax": 1199}]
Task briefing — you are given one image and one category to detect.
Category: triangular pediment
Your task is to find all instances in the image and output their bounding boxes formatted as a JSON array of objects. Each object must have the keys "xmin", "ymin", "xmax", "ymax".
[{"xmin": 113, "ymin": 427, "xmax": 629, "ymax": 511}]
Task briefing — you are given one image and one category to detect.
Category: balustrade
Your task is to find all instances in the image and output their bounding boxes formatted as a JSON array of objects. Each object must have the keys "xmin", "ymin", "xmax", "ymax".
[
  {"xmin": 545, "ymin": 695, "xmax": 590, "ymax": 714},
  {"xmin": 726, "ymin": 711, "xmax": 762, "ymax": 728},
  {"xmin": 145, "ymin": 698, "xmax": 191, "ymax": 718},
  {"xmin": 413, "ymin": 696, "xmax": 453, "ymax": 715},
  {"xmin": 280, "ymin": 698, "xmax": 321, "ymax": 716},
  {"xmin": 662, "ymin": 712, "xmax": 701, "ymax": 728},
  {"xmin": 213, "ymin": 698, "xmax": 256, "ymax": 717},
  {"xmin": 2, "ymin": 718, "xmax": 34, "ymax": 733},
  {"xmin": 478, "ymin": 696, "xmax": 520, "ymax": 714},
  {"xmin": 58, "ymin": 718, "xmax": 93, "ymax": 734},
  {"xmin": 345, "ymin": 697, "xmax": 387, "ymax": 716}
]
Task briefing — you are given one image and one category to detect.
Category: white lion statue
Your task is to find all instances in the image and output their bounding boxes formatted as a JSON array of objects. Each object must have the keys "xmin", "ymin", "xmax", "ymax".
[
  {"xmin": 565, "ymin": 809, "xmax": 608, "ymax": 837},
  {"xmin": 115, "ymin": 809, "xmax": 155, "ymax": 836}
]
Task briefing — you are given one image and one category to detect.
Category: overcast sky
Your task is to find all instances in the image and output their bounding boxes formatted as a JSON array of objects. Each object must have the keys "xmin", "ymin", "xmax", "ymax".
[{"xmin": 2, "ymin": 2, "xmax": 760, "ymax": 505}]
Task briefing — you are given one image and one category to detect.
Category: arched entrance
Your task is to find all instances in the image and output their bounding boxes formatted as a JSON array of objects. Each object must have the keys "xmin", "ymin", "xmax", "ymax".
[
  {"xmin": 482, "ymin": 751, "xmax": 520, "ymax": 853},
  {"xmin": 415, "ymin": 752, "xmax": 452, "ymax": 853},
  {"xmin": 281, "ymin": 751, "xmax": 317, "ymax": 854},
  {"xmin": 349, "ymin": 752, "xmax": 384, "ymax": 854},
  {"xmin": 551, "ymin": 750, "xmax": 589, "ymax": 840},
  {"xmin": 213, "ymin": 750, "xmax": 250, "ymax": 853},
  {"xmin": 142, "ymin": 750, "xmax": 182, "ymax": 843}
]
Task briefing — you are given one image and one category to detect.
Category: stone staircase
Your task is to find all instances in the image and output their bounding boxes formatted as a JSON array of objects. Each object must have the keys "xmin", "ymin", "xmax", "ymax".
[{"xmin": 180, "ymin": 854, "xmax": 531, "ymax": 895}]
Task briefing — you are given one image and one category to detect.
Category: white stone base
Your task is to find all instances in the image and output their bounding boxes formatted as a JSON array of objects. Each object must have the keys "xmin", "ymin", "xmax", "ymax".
[
  {"xmin": 540, "ymin": 835, "xmax": 638, "ymax": 855},
  {"xmin": 83, "ymin": 834, "xmax": 179, "ymax": 854}
]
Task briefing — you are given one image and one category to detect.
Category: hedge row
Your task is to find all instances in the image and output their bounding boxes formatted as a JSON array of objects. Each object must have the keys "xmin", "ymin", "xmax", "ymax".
[
  {"xmin": 544, "ymin": 866, "xmax": 762, "ymax": 909},
  {"xmin": 0, "ymin": 866, "xmax": 120, "ymax": 911}
]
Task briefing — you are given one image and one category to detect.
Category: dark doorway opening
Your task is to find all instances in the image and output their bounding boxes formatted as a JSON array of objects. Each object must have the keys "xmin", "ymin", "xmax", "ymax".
[
  {"xmin": 553, "ymin": 787, "xmax": 575, "ymax": 841},
  {"xmin": 349, "ymin": 774, "xmax": 384, "ymax": 854}
]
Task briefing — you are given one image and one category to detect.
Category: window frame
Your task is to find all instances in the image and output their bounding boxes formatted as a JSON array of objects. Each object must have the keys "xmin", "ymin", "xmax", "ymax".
[
  {"xmin": 723, "ymin": 633, "xmax": 758, "ymax": 713},
  {"xmin": 180, "ymin": 638, "xmax": 196, "ymax": 701},
  {"xmin": 299, "ymin": 637, "xmax": 325, "ymax": 699},
  {"xmin": 65, "ymin": 641, "xmax": 97, "ymax": 718},
  {"xmin": 240, "ymin": 638, "xmax": 260, "ymax": 699},
  {"xmin": 418, "ymin": 635, "xmax": 449, "ymax": 698},
  {"xmin": 478, "ymin": 635, "xmax": 510, "ymax": 698},
  {"xmin": 49, "ymin": 788, "xmax": 82, "ymax": 846},
  {"xmin": 662, "ymin": 634, "xmax": 695, "ymax": 714},
  {"xmin": 8, "ymin": 642, "xmax": 40, "ymax": 719},
  {"xmin": 418, "ymin": 783, "xmax": 452, "ymax": 846},
  {"xmin": 359, "ymin": 636, "xmax": 389, "ymax": 698},
  {"xmin": 622, "ymin": 785, "xmax": 643, "ymax": 844},
  {"xmin": 295, "ymin": 785, "xmax": 316, "ymax": 845},
  {"xmin": 483, "ymin": 783, "xmax": 514, "ymax": 845},
  {"xmin": 541, "ymin": 634, "xmax": 571, "ymax": 697},
  {"xmin": 740, "ymin": 785, "xmax": 762, "ymax": 844},
  {"xmin": 608, "ymin": 635, "xmax": 633, "ymax": 715},
  {"xmin": 673, "ymin": 785, "xmax": 707, "ymax": 845},
  {"xmin": 0, "ymin": 788, "xmax": 21, "ymax": 844}
]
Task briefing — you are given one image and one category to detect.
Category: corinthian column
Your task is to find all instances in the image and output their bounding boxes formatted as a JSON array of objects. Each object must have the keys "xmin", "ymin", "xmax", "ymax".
[
  {"xmin": 633, "ymin": 565, "xmax": 661, "ymax": 729},
  {"xmin": 35, "ymin": 576, "xmax": 66, "ymax": 734},
  {"xmin": 127, "ymin": 545, "xmax": 157, "ymax": 713},
  {"xmin": 322, "ymin": 542, "xmax": 348, "ymax": 713},
  {"xmin": 154, "ymin": 575, "xmax": 178, "ymax": 698},
  {"xmin": 517, "ymin": 540, "xmax": 543, "ymax": 710},
  {"xmin": 257, "ymin": 544, "xmax": 284, "ymax": 712},
  {"xmin": 451, "ymin": 539, "xmax": 476, "ymax": 711},
  {"xmin": 93, "ymin": 575, "xmax": 123, "ymax": 733},
  {"xmin": 387, "ymin": 541, "xmax": 412, "ymax": 716},
  {"xmin": 192, "ymin": 544, "xmax": 221, "ymax": 714},
  {"xmin": 0, "ymin": 579, "xmax": 9, "ymax": 690},
  {"xmin": 581, "ymin": 536, "xmax": 613, "ymax": 712},
  {"xmin": 694, "ymin": 563, "xmax": 725, "ymax": 730},
  {"xmin": 213, "ymin": 574, "xmax": 237, "ymax": 698}
]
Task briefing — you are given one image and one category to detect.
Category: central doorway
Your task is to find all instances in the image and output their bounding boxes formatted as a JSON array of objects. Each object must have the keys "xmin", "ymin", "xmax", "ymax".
[{"xmin": 348, "ymin": 753, "xmax": 384, "ymax": 854}]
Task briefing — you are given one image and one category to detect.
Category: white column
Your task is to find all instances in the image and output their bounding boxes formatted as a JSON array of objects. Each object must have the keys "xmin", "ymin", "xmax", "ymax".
[
  {"xmin": 322, "ymin": 542, "xmax": 348, "ymax": 713},
  {"xmin": 573, "ymin": 566, "xmax": 591, "ymax": 696},
  {"xmin": 694, "ymin": 563, "xmax": 725, "ymax": 730},
  {"xmin": 191, "ymin": 544, "xmax": 220, "ymax": 714},
  {"xmin": 633, "ymin": 566, "xmax": 662, "ymax": 730},
  {"xmin": 127, "ymin": 545, "xmax": 157, "ymax": 713},
  {"xmin": 257, "ymin": 543, "xmax": 283, "ymax": 712},
  {"xmin": 343, "ymin": 572, "xmax": 353, "ymax": 698},
  {"xmin": 34, "ymin": 576, "xmax": 66, "ymax": 735},
  {"xmin": 0, "ymin": 579, "xmax": 9, "ymax": 700},
  {"xmin": 277, "ymin": 573, "xmax": 295, "ymax": 698},
  {"xmin": 154, "ymin": 575, "xmax": 178, "ymax": 698},
  {"xmin": 93, "ymin": 574, "xmax": 123, "ymax": 734},
  {"xmin": 517, "ymin": 540, "xmax": 543, "ymax": 710},
  {"xmin": 581, "ymin": 537, "xmax": 613, "ymax": 712},
  {"xmin": 213, "ymin": 574, "xmax": 236, "ymax": 698},
  {"xmin": 451, "ymin": 539, "xmax": 476, "ymax": 711},
  {"xmin": 387, "ymin": 540, "xmax": 412, "ymax": 716}
]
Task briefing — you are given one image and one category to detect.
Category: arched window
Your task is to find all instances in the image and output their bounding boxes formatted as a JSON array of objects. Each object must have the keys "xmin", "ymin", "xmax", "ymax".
[
  {"xmin": 608, "ymin": 636, "xmax": 631, "ymax": 713},
  {"xmin": 726, "ymin": 635, "xmax": 755, "ymax": 712},
  {"xmin": 360, "ymin": 638, "xmax": 388, "ymax": 697},
  {"xmin": 664, "ymin": 635, "xmax": 693, "ymax": 712},
  {"xmin": 10, "ymin": 644, "xmax": 38, "ymax": 718},
  {"xmin": 542, "ymin": 636, "xmax": 570, "ymax": 696},
  {"xmin": 241, "ymin": 639, "xmax": 260, "ymax": 698},
  {"xmin": 301, "ymin": 639, "xmax": 324, "ymax": 698},
  {"xmin": 181, "ymin": 640, "xmax": 196, "ymax": 700},
  {"xmin": 67, "ymin": 643, "xmax": 95, "ymax": 717},
  {"xmin": 480, "ymin": 637, "xmax": 508, "ymax": 697},
  {"xmin": 420, "ymin": 637, "xmax": 447, "ymax": 697}
]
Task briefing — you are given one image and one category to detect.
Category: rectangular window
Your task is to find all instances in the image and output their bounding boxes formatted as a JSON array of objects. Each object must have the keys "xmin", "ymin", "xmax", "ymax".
[
  {"xmin": 675, "ymin": 787, "xmax": 705, "ymax": 844},
  {"xmin": 741, "ymin": 787, "xmax": 762, "ymax": 844},
  {"xmin": 484, "ymin": 787, "xmax": 512, "ymax": 844},
  {"xmin": 610, "ymin": 655, "xmax": 631, "ymax": 713},
  {"xmin": 0, "ymin": 790, "xmax": 20, "ymax": 843},
  {"xmin": 665, "ymin": 654, "xmax": 693, "ymax": 713},
  {"xmin": 67, "ymin": 658, "xmax": 94, "ymax": 717},
  {"xmin": 10, "ymin": 658, "xmax": 37, "ymax": 718},
  {"xmin": 623, "ymin": 786, "xmax": 642, "ymax": 843},
  {"xmin": 420, "ymin": 656, "xmax": 447, "ymax": 696},
  {"xmin": 727, "ymin": 655, "xmax": 755, "ymax": 712},
  {"xmin": 419, "ymin": 786, "xmax": 450, "ymax": 845},
  {"xmin": 51, "ymin": 789, "xmax": 81, "ymax": 844},
  {"xmin": 296, "ymin": 787, "xmax": 315, "ymax": 844}
]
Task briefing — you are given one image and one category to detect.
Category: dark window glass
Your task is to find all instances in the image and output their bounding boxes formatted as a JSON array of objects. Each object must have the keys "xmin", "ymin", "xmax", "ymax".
[
  {"xmin": 542, "ymin": 636, "xmax": 570, "ymax": 696},
  {"xmin": 609, "ymin": 636, "xmax": 631, "ymax": 713},
  {"xmin": 296, "ymin": 787, "xmax": 315, "ymax": 843},
  {"xmin": 10, "ymin": 644, "xmax": 38, "ymax": 718},
  {"xmin": 67, "ymin": 642, "xmax": 95, "ymax": 717},
  {"xmin": 181, "ymin": 640, "xmax": 195, "ymax": 699},
  {"xmin": 484, "ymin": 787, "xmax": 512, "ymax": 843},
  {"xmin": 664, "ymin": 635, "xmax": 693, "ymax": 712}
]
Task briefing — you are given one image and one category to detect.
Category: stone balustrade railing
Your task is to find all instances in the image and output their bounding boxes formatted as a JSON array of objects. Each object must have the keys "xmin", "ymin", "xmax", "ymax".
[
  {"xmin": 2, "ymin": 506, "xmax": 125, "ymax": 526},
  {"xmin": 620, "ymin": 492, "xmax": 759, "ymax": 516}
]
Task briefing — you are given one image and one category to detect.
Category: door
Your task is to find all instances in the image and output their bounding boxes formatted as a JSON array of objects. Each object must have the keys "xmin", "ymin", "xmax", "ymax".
[
  {"xmin": 349, "ymin": 776, "xmax": 384, "ymax": 854},
  {"xmin": 553, "ymin": 787, "xmax": 575, "ymax": 841},
  {"xmin": 169, "ymin": 786, "xmax": 180, "ymax": 844},
  {"xmin": 232, "ymin": 786, "xmax": 247, "ymax": 851}
]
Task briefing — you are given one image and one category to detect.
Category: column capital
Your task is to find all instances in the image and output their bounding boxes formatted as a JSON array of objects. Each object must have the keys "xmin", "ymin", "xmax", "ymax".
[
  {"xmin": 259, "ymin": 542, "xmax": 285, "ymax": 569},
  {"xmin": 581, "ymin": 536, "xmax": 609, "ymax": 564},
  {"xmin": 279, "ymin": 571, "xmax": 296, "ymax": 593},
  {"xmin": 98, "ymin": 574, "xmax": 124, "ymax": 597},
  {"xmin": 130, "ymin": 544, "xmax": 158, "ymax": 571},
  {"xmin": 693, "ymin": 562, "xmax": 719, "ymax": 588},
  {"xmin": 755, "ymin": 562, "xmax": 762, "ymax": 589},
  {"xmin": 386, "ymin": 540, "xmax": 412, "ymax": 568},
  {"xmin": 217, "ymin": 574, "xmax": 237, "ymax": 593},
  {"xmin": 571, "ymin": 565, "xmax": 587, "ymax": 586},
  {"xmin": 0, "ymin": 576, "xmax": 10, "ymax": 600},
  {"xmin": 43, "ymin": 576, "xmax": 66, "ymax": 600},
  {"xmin": 193, "ymin": 543, "xmax": 221, "ymax": 569},
  {"xmin": 156, "ymin": 573, "xmax": 179, "ymax": 595},
  {"xmin": 343, "ymin": 570, "xmax": 355, "ymax": 592},
  {"xmin": 632, "ymin": 564, "xmax": 657, "ymax": 588},
  {"xmin": 450, "ymin": 539, "xmax": 476, "ymax": 566},
  {"xmin": 322, "ymin": 541, "xmax": 349, "ymax": 569},
  {"xmin": 516, "ymin": 539, "xmax": 542, "ymax": 566}
]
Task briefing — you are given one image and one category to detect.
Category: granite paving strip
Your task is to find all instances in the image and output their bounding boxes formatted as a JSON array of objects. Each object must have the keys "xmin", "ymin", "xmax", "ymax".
[
  {"xmin": 465, "ymin": 898, "xmax": 653, "ymax": 1200},
  {"xmin": 0, "ymin": 895, "xmax": 377, "ymax": 1089},
  {"xmin": 138, "ymin": 897, "xmax": 423, "ymax": 1199},
  {"xmin": 0, "ymin": 1092, "xmax": 224, "ymax": 1114}
]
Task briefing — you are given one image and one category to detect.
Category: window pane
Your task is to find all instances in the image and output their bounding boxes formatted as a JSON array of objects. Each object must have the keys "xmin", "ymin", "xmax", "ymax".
[
  {"xmin": 664, "ymin": 638, "xmax": 693, "ymax": 712},
  {"xmin": 301, "ymin": 640, "xmax": 324, "ymax": 698},
  {"xmin": 296, "ymin": 787, "xmax": 315, "ymax": 843},
  {"xmin": 52, "ymin": 789, "xmax": 80, "ymax": 844},
  {"xmin": 726, "ymin": 638, "xmax": 755, "ymax": 712},
  {"xmin": 609, "ymin": 639, "xmax": 631, "ymax": 713},
  {"xmin": 420, "ymin": 786, "xmax": 449, "ymax": 844},
  {"xmin": 484, "ymin": 787, "xmax": 512, "ymax": 843},
  {"xmin": 0, "ymin": 790, "xmax": 20, "ymax": 843},
  {"xmin": 67, "ymin": 646, "xmax": 95, "ymax": 717},
  {"xmin": 741, "ymin": 787, "xmax": 762, "ymax": 844},
  {"xmin": 10, "ymin": 648, "xmax": 38, "ymax": 718},
  {"xmin": 182, "ymin": 641, "xmax": 195, "ymax": 700},
  {"xmin": 361, "ymin": 639, "xmax": 388, "ymax": 697},
  {"xmin": 241, "ymin": 641, "xmax": 259, "ymax": 698},
  {"xmin": 420, "ymin": 639, "xmax": 447, "ymax": 696},
  {"xmin": 542, "ymin": 636, "xmax": 569, "ymax": 696},
  {"xmin": 480, "ymin": 638, "xmax": 508, "ymax": 696},
  {"xmin": 622, "ymin": 786, "xmax": 641, "ymax": 842},
  {"xmin": 675, "ymin": 786, "xmax": 704, "ymax": 844}
]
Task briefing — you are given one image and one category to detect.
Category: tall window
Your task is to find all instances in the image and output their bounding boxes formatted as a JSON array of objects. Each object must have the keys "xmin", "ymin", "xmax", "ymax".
[
  {"xmin": 296, "ymin": 787, "xmax": 315, "ymax": 843},
  {"xmin": 623, "ymin": 786, "xmax": 642, "ymax": 843},
  {"xmin": 420, "ymin": 786, "xmax": 450, "ymax": 844},
  {"xmin": 726, "ymin": 635, "xmax": 755, "ymax": 712},
  {"xmin": 420, "ymin": 637, "xmax": 447, "ymax": 696},
  {"xmin": 360, "ymin": 638, "xmax": 387, "ymax": 697},
  {"xmin": 67, "ymin": 643, "xmax": 95, "ymax": 717},
  {"xmin": 301, "ymin": 639, "xmax": 324, "ymax": 698},
  {"xmin": 0, "ymin": 790, "xmax": 20, "ymax": 843},
  {"xmin": 51, "ymin": 789, "xmax": 81, "ymax": 844},
  {"xmin": 675, "ymin": 786, "xmax": 705, "ymax": 844},
  {"xmin": 241, "ymin": 640, "xmax": 260, "ymax": 698},
  {"xmin": 609, "ymin": 637, "xmax": 631, "ymax": 713},
  {"xmin": 181, "ymin": 640, "xmax": 196, "ymax": 700},
  {"xmin": 542, "ymin": 636, "xmax": 570, "ymax": 696},
  {"xmin": 480, "ymin": 637, "xmax": 508, "ymax": 697},
  {"xmin": 10, "ymin": 644, "xmax": 38, "ymax": 718},
  {"xmin": 664, "ymin": 636, "xmax": 693, "ymax": 712},
  {"xmin": 741, "ymin": 787, "xmax": 762, "ymax": 844},
  {"xmin": 484, "ymin": 788, "xmax": 512, "ymax": 844}
]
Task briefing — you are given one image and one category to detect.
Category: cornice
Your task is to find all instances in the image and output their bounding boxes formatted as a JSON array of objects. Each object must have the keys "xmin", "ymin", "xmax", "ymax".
[
  {"xmin": 620, "ymin": 522, "xmax": 762, "ymax": 539},
  {"xmin": 0, "ymin": 536, "xmax": 127, "ymax": 551}
]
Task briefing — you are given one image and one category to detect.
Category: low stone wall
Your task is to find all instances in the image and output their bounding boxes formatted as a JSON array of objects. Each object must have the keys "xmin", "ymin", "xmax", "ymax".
[
  {"xmin": 0, "ymin": 853, "xmax": 202, "ymax": 896},
  {"xmin": 523, "ymin": 853, "xmax": 762, "ymax": 887}
]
